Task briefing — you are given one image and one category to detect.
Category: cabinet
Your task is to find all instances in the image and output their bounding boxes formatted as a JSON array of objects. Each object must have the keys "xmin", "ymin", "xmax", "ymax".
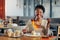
[
  {"xmin": 0, "ymin": 0, "xmax": 5, "ymax": 35},
  {"xmin": 0, "ymin": 0, "xmax": 5, "ymax": 20}
]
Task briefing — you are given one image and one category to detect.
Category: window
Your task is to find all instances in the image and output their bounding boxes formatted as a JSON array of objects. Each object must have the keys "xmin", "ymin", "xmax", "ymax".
[
  {"xmin": 52, "ymin": 0, "xmax": 60, "ymax": 18},
  {"xmin": 23, "ymin": 0, "xmax": 34, "ymax": 17},
  {"xmin": 23, "ymin": 0, "xmax": 41, "ymax": 17},
  {"xmin": 43, "ymin": 0, "xmax": 50, "ymax": 18}
]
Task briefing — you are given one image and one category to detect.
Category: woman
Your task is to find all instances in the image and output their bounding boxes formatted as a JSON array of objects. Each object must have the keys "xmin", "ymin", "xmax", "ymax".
[{"xmin": 23, "ymin": 5, "xmax": 51, "ymax": 36}]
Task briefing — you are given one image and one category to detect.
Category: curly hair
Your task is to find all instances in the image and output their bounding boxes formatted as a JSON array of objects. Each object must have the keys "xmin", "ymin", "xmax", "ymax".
[{"xmin": 35, "ymin": 5, "xmax": 45, "ymax": 13}]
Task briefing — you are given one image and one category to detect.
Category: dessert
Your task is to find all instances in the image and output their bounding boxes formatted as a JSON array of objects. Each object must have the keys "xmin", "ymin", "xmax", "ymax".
[{"xmin": 31, "ymin": 31, "xmax": 37, "ymax": 35}]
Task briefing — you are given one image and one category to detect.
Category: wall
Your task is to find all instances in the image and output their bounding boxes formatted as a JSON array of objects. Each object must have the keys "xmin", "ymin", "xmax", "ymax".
[
  {"xmin": 43, "ymin": 3, "xmax": 50, "ymax": 18},
  {"xmin": 5, "ymin": 0, "xmax": 23, "ymax": 16},
  {"xmin": 43, "ymin": 2, "xmax": 60, "ymax": 18},
  {"xmin": 52, "ymin": 6, "xmax": 60, "ymax": 18},
  {"xmin": 5, "ymin": 0, "xmax": 60, "ymax": 18},
  {"xmin": 5, "ymin": 0, "xmax": 50, "ymax": 18}
]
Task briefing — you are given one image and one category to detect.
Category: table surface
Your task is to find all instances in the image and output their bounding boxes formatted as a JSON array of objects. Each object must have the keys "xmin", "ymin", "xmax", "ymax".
[{"xmin": 0, "ymin": 36, "xmax": 57, "ymax": 40}]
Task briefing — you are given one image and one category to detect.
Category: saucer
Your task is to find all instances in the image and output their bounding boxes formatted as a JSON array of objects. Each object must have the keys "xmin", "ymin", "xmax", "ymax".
[{"xmin": 24, "ymin": 33, "xmax": 41, "ymax": 37}]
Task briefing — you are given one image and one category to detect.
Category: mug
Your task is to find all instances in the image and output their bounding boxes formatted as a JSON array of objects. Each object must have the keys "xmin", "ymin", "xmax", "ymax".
[
  {"xmin": 41, "ymin": 19, "xmax": 48, "ymax": 29},
  {"xmin": 7, "ymin": 29, "xmax": 13, "ymax": 37}
]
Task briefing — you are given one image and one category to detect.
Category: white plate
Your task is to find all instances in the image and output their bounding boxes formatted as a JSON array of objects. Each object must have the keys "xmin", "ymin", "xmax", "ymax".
[
  {"xmin": 24, "ymin": 33, "xmax": 41, "ymax": 37},
  {"xmin": 10, "ymin": 36, "xmax": 21, "ymax": 38}
]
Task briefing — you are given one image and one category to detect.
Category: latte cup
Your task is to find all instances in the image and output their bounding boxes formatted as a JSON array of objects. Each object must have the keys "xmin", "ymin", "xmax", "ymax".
[
  {"xmin": 15, "ymin": 30, "xmax": 20, "ymax": 37},
  {"xmin": 41, "ymin": 19, "xmax": 48, "ymax": 29},
  {"xmin": 7, "ymin": 29, "xmax": 13, "ymax": 37}
]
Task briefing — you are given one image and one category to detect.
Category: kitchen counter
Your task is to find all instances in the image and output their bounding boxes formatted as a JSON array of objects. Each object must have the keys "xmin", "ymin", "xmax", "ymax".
[{"xmin": 0, "ymin": 36, "xmax": 57, "ymax": 40}]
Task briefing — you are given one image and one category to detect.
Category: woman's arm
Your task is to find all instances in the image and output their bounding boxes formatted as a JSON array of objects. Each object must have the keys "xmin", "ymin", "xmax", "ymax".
[{"xmin": 23, "ymin": 20, "xmax": 34, "ymax": 33}]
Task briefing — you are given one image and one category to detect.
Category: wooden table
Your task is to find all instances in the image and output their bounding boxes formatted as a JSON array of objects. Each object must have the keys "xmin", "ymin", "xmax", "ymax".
[{"xmin": 0, "ymin": 36, "xmax": 57, "ymax": 40}]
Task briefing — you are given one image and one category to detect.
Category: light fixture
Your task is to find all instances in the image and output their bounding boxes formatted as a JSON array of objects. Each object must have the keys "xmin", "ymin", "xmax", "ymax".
[{"xmin": 55, "ymin": 0, "xmax": 56, "ymax": 5}]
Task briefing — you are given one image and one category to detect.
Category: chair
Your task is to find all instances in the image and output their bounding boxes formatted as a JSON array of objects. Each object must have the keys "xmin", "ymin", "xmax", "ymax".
[
  {"xmin": 58, "ymin": 26, "xmax": 60, "ymax": 38},
  {"xmin": 50, "ymin": 25, "xmax": 57, "ymax": 36},
  {"xmin": 48, "ymin": 29, "xmax": 53, "ymax": 36}
]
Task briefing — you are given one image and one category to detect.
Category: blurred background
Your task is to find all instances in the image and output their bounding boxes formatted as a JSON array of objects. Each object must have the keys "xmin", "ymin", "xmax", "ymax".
[
  {"xmin": 4, "ymin": 0, "xmax": 60, "ymax": 36},
  {"xmin": 5, "ymin": 0, "xmax": 60, "ymax": 18},
  {"xmin": 0, "ymin": 0, "xmax": 60, "ymax": 36}
]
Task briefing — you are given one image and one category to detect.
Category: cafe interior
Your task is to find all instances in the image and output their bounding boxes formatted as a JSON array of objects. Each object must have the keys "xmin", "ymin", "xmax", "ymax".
[{"xmin": 0, "ymin": 0, "xmax": 60, "ymax": 40}]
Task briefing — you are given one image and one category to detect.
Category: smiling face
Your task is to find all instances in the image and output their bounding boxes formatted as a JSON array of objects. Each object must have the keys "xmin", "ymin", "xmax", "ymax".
[{"xmin": 35, "ymin": 8, "xmax": 44, "ymax": 19}]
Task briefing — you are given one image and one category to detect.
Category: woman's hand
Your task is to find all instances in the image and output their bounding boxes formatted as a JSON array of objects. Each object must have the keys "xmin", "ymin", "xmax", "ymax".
[
  {"xmin": 47, "ymin": 18, "xmax": 51, "ymax": 28},
  {"xmin": 22, "ymin": 29, "xmax": 27, "ymax": 34}
]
